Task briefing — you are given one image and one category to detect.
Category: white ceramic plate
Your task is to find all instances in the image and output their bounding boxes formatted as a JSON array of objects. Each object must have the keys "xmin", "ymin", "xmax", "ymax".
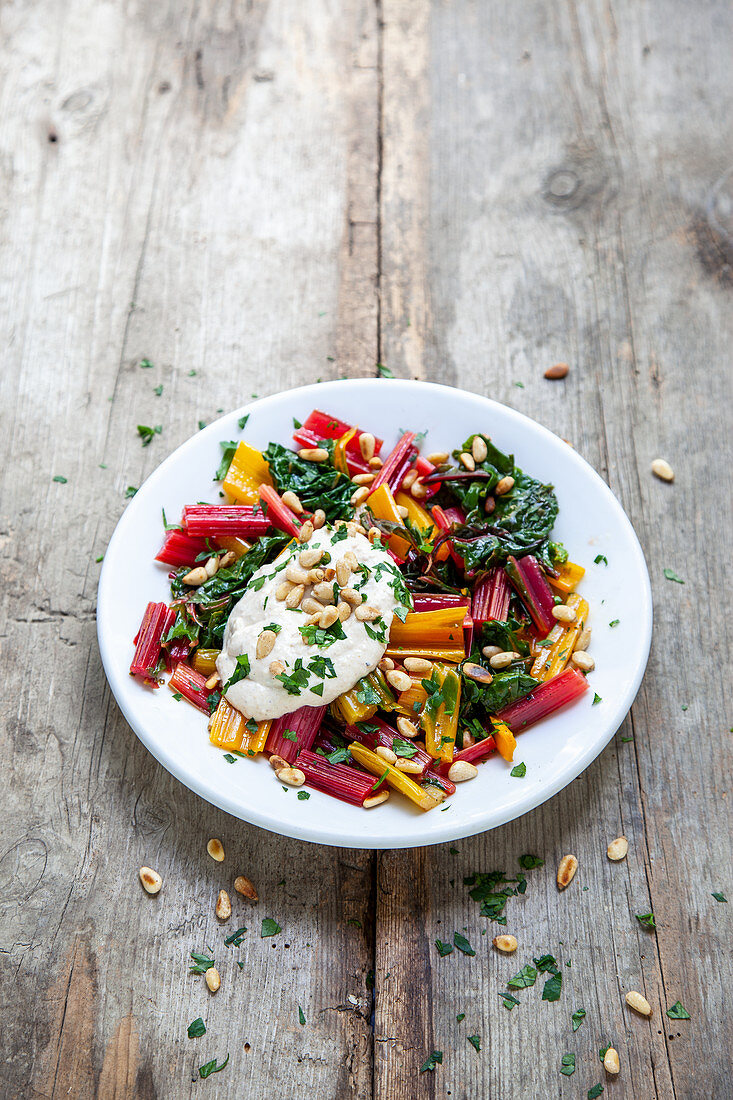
[{"xmin": 97, "ymin": 380, "xmax": 652, "ymax": 848}]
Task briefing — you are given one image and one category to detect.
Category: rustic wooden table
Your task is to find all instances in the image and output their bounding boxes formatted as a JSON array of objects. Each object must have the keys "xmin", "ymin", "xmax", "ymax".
[{"xmin": 2, "ymin": 2, "xmax": 731, "ymax": 1097}]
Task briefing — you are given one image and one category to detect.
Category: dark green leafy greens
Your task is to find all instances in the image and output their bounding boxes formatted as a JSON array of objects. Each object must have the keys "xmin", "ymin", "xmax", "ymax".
[{"xmin": 264, "ymin": 441, "xmax": 353, "ymax": 521}]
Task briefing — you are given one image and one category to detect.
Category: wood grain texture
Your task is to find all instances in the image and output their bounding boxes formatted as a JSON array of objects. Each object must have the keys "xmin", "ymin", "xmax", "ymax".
[{"xmin": 0, "ymin": 0, "xmax": 731, "ymax": 1098}]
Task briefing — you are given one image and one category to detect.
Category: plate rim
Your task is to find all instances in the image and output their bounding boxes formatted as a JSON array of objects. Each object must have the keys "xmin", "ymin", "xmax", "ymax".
[{"xmin": 97, "ymin": 378, "xmax": 653, "ymax": 848}]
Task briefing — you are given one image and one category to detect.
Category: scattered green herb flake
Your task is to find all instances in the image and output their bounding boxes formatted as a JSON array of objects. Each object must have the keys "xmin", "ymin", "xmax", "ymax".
[
  {"xmin": 237, "ymin": 414, "xmax": 250, "ymax": 430},
  {"xmin": 223, "ymin": 753, "xmax": 237, "ymax": 763},
  {"xmin": 293, "ymin": 417, "xmax": 302, "ymax": 429},
  {"xmin": 261, "ymin": 917, "xmax": 281, "ymax": 938},
  {"xmin": 609, "ymin": 619, "xmax": 620, "ymax": 628},
  {"xmin": 712, "ymin": 891, "xmax": 728, "ymax": 902},
  {"xmin": 365, "ymin": 969, "xmax": 375, "ymax": 989},
  {"xmin": 282, "ymin": 729, "xmax": 299, "ymax": 743},
  {"xmin": 501, "ymin": 992, "xmax": 520, "ymax": 1010},
  {"xmin": 514, "ymin": 380, "xmax": 525, "ymax": 388},
  {"xmin": 560, "ymin": 1053, "xmax": 575, "ymax": 1076},
  {"xmin": 599, "ymin": 1045, "xmax": 609, "ymax": 1062},
  {"xmin": 137, "ymin": 423, "xmax": 162, "ymax": 446},
  {"xmin": 588, "ymin": 1084, "xmax": 604, "ymax": 1099},
  {"xmin": 510, "ymin": 762, "xmax": 526, "ymax": 777},
  {"xmin": 449, "ymin": 846, "xmax": 459, "ymax": 855},
  {"xmin": 214, "ymin": 440, "xmax": 239, "ymax": 481},
  {"xmin": 594, "ymin": 554, "xmax": 608, "ymax": 565},
  {"xmin": 189, "ymin": 952, "xmax": 215, "ymax": 974},
  {"xmin": 99, "ymin": 463, "xmax": 108, "ymax": 469},
  {"xmin": 518, "ymin": 854, "xmax": 544, "ymax": 870},
  {"xmin": 223, "ymin": 653, "xmax": 250, "ymax": 692},
  {"xmin": 453, "ymin": 931, "xmax": 475, "ymax": 956},
  {"xmin": 95, "ymin": 554, "xmax": 104, "ymax": 563},
  {"xmin": 435, "ymin": 939, "xmax": 453, "ymax": 957},
  {"xmin": 591, "ymin": 693, "xmax": 602, "ymax": 705},
  {"xmin": 542, "ymin": 971, "xmax": 563, "ymax": 1001},
  {"xmin": 224, "ymin": 926, "xmax": 248, "ymax": 947},
  {"xmin": 376, "ymin": 363, "xmax": 394, "ymax": 378},
  {"xmin": 571, "ymin": 1008, "xmax": 586, "ymax": 1031},
  {"xmin": 198, "ymin": 420, "xmax": 207, "ymax": 430},
  {"xmin": 347, "ymin": 918, "xmax": 362, "ymax": 928},
  {"xmin": 534, "ymin": 953, "xmax": 559, "ymax": 973},
  {"xmin": 125, "ymin": 485, "xmax": 138, "ymax": 498},
  {"xmin": 419, "ymin": 1051, "xmax": 442, "ymax": 1073},
  {"xmin": 298, "ymin": 1005, "xmax": 306, "ymax": 1026},
  {"xmin": 188, "ymin": 369, "xmax": 197, "ymax": 376},
  {"xmin": 187, "ymin": 1017, "xmax": 206, "ymax": 1038},
  {"xmin": 621, "ymin": 736, "xmax": 634, "ymax": 742},
  {"xmin": 297, "ymin": 790, "xmax": 310, "ymax": 800},
  {"xmin": 456, "ymin": 1013, "xmax": 465, "ymax": 1023},
  {"xmin": 199, "ymin": 1054, "xmax": 229, "ymax": 1079},
  {"xmin": 663, "ymin": 568, "xmax": 684, "ymax": 584},
  {"xmin": 635, "ymin": 912, "xmax": 656, "ymax": 930},
  {"xmin": 666, "ymin": 1001, "xmax": 690, "ymax": 1019},
  {"xmin": 171, "ymin": 692, "xmax": 183, "ymax": 701},
  {"xmin": 467, "ymin": 1035, "xmax": 481, "ymax": 1053},
  {"xmin": 507, "ymin": 964, "xmax": 537, "ymax": 990},
  {"xmin": 153, "ymin": 384, "xmax": 163, "ymax": 396},
  {"xmin": 52, "ymin": 475, "xmax": 68, "ymax": 483}
]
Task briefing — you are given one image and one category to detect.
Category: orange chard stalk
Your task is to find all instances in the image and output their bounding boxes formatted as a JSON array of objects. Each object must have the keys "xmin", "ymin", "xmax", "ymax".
[
  {"xmin": 530, "ymin": 593, "xmax": 589, "ymax": 682},
  {"xmin": 420, "ymin": 662, "xmax": 461, "ymax": 763},
  {"xmin": 547, "ymin": 560, "xmax": 585, "ymax": 595},
  {"xmin": 348, "ymin": 742, "xmax": 446, "ymax": 811}
]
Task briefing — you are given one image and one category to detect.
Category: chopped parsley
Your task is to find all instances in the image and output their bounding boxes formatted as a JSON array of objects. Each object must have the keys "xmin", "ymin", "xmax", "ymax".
[
  {"xmin": 666, "ymin": 1001, "xmax": 690, "ymax": 1019},
  {"xmin": 560, "ymin": 1053, "xmax": 575, "ymax": 1076},
  {"xmin": 140, "ymin": 358, "xmax": 154, "ymax": 368},
  {"xmin": 189, "ymin": 952, "xmax": 215, "ymax": 974},
  {"xmin": 635, "ymin": 912, "xmax": 656, "ymax": 930},
  {"xmin": 588, "ymin": 1084, "xmax": 604, "ymax": 1099},
  {"xmin": 663, "ymin": 568, "xmax": 684, "ymax": 583},
  {"xmin": 510, "ymin": 762, "xmax": 526, "ymax": 777},
  {"xmin": 125, "ymin": 486, "xmax": 138, "ymax": 498},
  {"xmin": 467, "ymin": 1035, "xmax": 481, "ymax": 1053},
  {"xmin": 282, "ymin": 729, "xmax": 299, "ymax": 742},
  {"xmin": 153, "ymin": 384, "xmax": 163, "ymax": 396},
  {"xmin": 95, "ymin": 554, "xmax": 104, "ymax": 563},
  {"xmin": 609, "ymin": 619, "xmax": 620, "ymax": 627},
  {"xmin": 370, "ymin": 768, "xmax": 390, "ymax": 792},
  {"xmin": 137, "ymin": 423, "xmax": 162, "ymax": 446},
  {"xmin": 571, "ymin": 1008, "xmax": 586, "ymax": 1031},
  {"xmin": 594, "ymin": 554, "xmax": 608, "ymax": 565},
  {"xmin": 187, "ymin": 1017, "xmax": 206, "ymax": 1038},
  {"xmin": 376, "ymin": 363, "xmax": 395, "ymax": 378},
  {"xmin": 392, "ymin": 737, "xmax": 418, "ymax": 759},
  {"xmin": 507, "ymin": 964, "xmax": 537, "ymax": 989},
  {"xmin": 299, "ymin": 620, "xmax": 347, "ymax": 648},
  {"xmin": 238, "ymin": 414, "xmax": 250, "ymax": 430},
  {"xmin": 712, "ymin": 891, "xmax": 728, "ymax": 902},
  {"xmin": 224, "ymin": 926, "xmax": 248, "ymax": 947},
  {"xmin": 52, "ymin": 475, "xmax": 68, "ymax": 483},
  {"xmin": 501, "ymin": 992, "xmax": 520, "ymax": 1010},
  {"xmin": 592, "ymin": 693, "xmax": 602, "ymax": 705},
  {"xmin": 261, "ymin": 918, "xmax": 281, "ymax": 938},
  {"xmin": 435, "ymin": 939, "xmax": 453, "ymax": 957},
  {"xmin": 171, "ymin": 692, "xmax": 183, "ymax": 701},
  {"xmin": 275, "ymin": 659, "xmax": 310, "ymax": 695},
  {"xmin": 223, "ymin": 654, "xmax": 250, "ymax": 692},
  {"xmin": 453, "ymin": 932, "xmax": 475, "ymax": 956},
  {"xmin": 223, "ymin": 753, "xmax": 237, "ymax": 763},
  {"xmin": 297, "ymin": 791, "xmax": 310, "ymax": 800},
  {"xmin": 456, "ymin": 1013, "xmax": 465, "ymax": 1022},
  {"xmin": 298, "ymin": 1005, "xmax": 306, "ymax": 1026},
  {"xmin": 464, "ymin": 869, "xmax": 527, "ymax": 923},
  {"xmin": 199, "ymin": 1054, "xmax": 229, "ymax": 1079},
  {"xmin": 518, "ymin": 854, "xmax": 544, "ymax": 870},
  {"xmin": 419, "ymin": 1051, "xmax": 442, "ymax": 1073},
  {"xmin": 542, "ymin": 971, "xmax": 563, "ymax": 1001},
  {"xmin": 214, "ymin": 440, "xmax": 239, "ymax": 481}
]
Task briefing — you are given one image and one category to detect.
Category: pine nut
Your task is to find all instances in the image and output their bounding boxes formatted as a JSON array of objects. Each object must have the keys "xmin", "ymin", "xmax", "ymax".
[
  {"xmin": 557, "ymin": 854, "xmax": 578, "ymax": 889},
  {"xmin": 344, "ymin": 553, "xmax": 359, "ymax": 572},
  {"xmin": 448, "ymin": 760, "xmax": 478, "ymax": 782},
  {"xmin": 182, "ymin": 566, "xmax": 208, "ymax": 586},
  {"xmin": 285, "ymin": 584, "xmax": 305, "ymax": 609},
  {"xmin": 269, "ymin": 754, "xmax": 288, "ymax": 772},
  {"xmin": 363, "ymin": 790, "xmax": 389, "ymax": 808},
  {"xmin": 234, "ymin": 875, "xmax": 258, "ymax": 901},
  {"xmin": 426, "ymin": 451, "xmax": 449, "ymax": 464},
  {"xmin": 275, "ymin": 580, "xmax": 293, "ymax": 601},
  {"xmin": 359, "ymin": 432, "xmax": 376, "ymax": 461},
  {"xmin": 336, "ymin": 601, "xmax": 352, "ymax": 621},
  {"xmin": 205, "ymin": 967, "xmax": 221, "ymax": 993},
  {"xmin": 378, "ymin": 657, "xmax": 395, "ymax": 671},
  {"xmin": 571, "ymin": 651, "xmax": 595, "ymax": 671},
  {"xmin": 459, "ymin": 451, "xmax": 475, "ymax": 471},
  {"xmin": 352, "ymin": 472, "xmax": 375, "ymax": 486},
  {"xmin": 312, "ymin": 508, "xmax": 326, "ymax": 529},
  {"xmin": 386, "ymin": 669, "xmax": 412, "ymax": 693},
  {"xmin": 495, "ymin": 476, "xmax": 515, "ymax": 496},
  {"xmin": 489, "ymin": 651, "xmax": 520, "ymax": 669},
  {"xmin": 493, "ymin": 934, "xmax": 518, "ymax": 954},
  {"xmin": 278, "ymin": 766, "xmax": 306, "ymax": 787},
  {"xmin": 404, "ymin": 657, "xmax": 432, "ymax": 673},
  {"xmin": 298, "ymin": 447, "xmax": 329, "ymax": 462},
  {"xmin": 471, "ymin": 436, "xmax": 488, "ymax": 463},
  {"xmin": 299, "ymin": 548, "xmax": 323, "ymax": 568},
  {"xmin": 281, "ymin": 490, "xmax": 304, "ymax": 514},
  {"xmin": 482, "ymin": 645, "xmax": 502, "ymax": 659},
  {"xmin": 396, "ymin": 717, "xmax": 419, "ymax": 739},
  {"xmin": 319, "ymin": 606, "xmax": 339, "ymax": 628},
  {"xmin": 313, "ymin": 582, "xmax": 336, "ymax": 604},
  {"xmin": 607, "ymin": 836, "xmax": 629, "ymax": 861},
  {"xmin": 256, "ymin": 630, "xmax": 277, "ymax": 659},
  {"xmin": 368, "ymin": 527, "xmax": 382, "ymax": 545},
  {"xmin": 375, "ymin": 746, "xmax": 397, "ymax": 765},
  {"xmin": 484, "ymin": 496, "xmax": 496, "ymax": 515},
  {"xmin": 303, "ymin": 613, "xmax": 321, "ymax": 631},
  {"xmin": 395, "ymin": 758, "xmax": 423, "ymax": 774},
  {"xmin": 269, "ymin": 660, "xmax": 285, "ymax": 676},
  {"xmin": 368, "ymin": 456, "xmax": 383, "ymax": 469},
  {"xmin": 298, "ymin": 520, "xmax": 314, "ymax": 543},
  {"xmin": 552, "ymin": 604, "xmax": 577, "ymax": 623},
  {"xmin": 355, "ymin": 604, "xmax": 380, "ymax": 621},
  {"xmin": 218, "ymin": 550, "xmax": 237, "ymax": 568},
  {"xmin": 461, "ymin": 731, "xmax": 475, "ymax": 748},
  {"xmin": 603, "ymin": 1047, "xmax": 620, "ymax": 1075},
  {"xmin": 462, "ymin": 661, "xmax": 494, "ymax": 685},
  {"xmin": 300, "ymin": 597, "xmax": 323, "ymax": 615},
  {"xmin": 335, "ymin": 560, "xmax": 352, "ymax": 586},
  {"xmin": 204, "ymin": 555, "xmax": 219, "ymax": 578},
  {"xmin": 625, "ymin": 990, "xmax": 652, "ymax": 1017},
  {"xmin": 544, "ymin": 362, "xmax": 569, "ymax": 379},
  {"xmin": 575, "ymin": 628, "xmax": 592, "ymax": 652},
  {"xmin": 139, "ymin": 867, "xmax": 162, "ymax": 895},
  {"xmin": 215, "ymin": 889, "xmax": 232, "ymax": 921},
  {"xmin": 207, "ymin": 838, "xmax": 225, "ymax": 862},
  {"xmin": 396, "ymin": 505, "xmax": 409, "ymax": 519},
  {"xmin": 285, "ymin": 562, "xmax": 309, "ymax": 584},
  {"xmin": 339, "ymin": 587, "xmax": 361, "ymax": 607},
  {"xmin": 411, "ymin": 481, "xmax": 427, "ymax": 500},
  {"xmin": 351, "ymin": 487, "xmax": 370, "ymax": 506},
  {"xmin": 401, "ymin": 469, "xmax": 418, "ymax": 490},
  {"xmin": 651, "ymin": 458, "xmax": 674, "ymax": 482},
  {"xmin": 205, "ymin": 672, "xmax": 221, "ymax": 690}
]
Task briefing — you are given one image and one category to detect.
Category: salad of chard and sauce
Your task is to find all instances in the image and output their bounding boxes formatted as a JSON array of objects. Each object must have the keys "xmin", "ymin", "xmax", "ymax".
[{"xmin": 130, "ymin": 409, "xmax": 594, "ymax": 813}]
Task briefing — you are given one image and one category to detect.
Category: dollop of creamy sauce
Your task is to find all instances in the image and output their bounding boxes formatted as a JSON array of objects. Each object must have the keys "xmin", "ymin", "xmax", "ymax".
[{"xmin": 217, "ymin": 527, "xmax": 405, "ymax": 720}]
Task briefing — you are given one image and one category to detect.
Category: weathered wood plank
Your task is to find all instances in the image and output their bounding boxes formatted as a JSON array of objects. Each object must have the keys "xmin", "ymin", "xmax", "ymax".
[
  {"xmin": 376, "ymin": 1, "xmax": 732, "ymax": 1098},
  {"xmin": 0, "ymin": 1, "xmax": 378, "ymax": 1097}
]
